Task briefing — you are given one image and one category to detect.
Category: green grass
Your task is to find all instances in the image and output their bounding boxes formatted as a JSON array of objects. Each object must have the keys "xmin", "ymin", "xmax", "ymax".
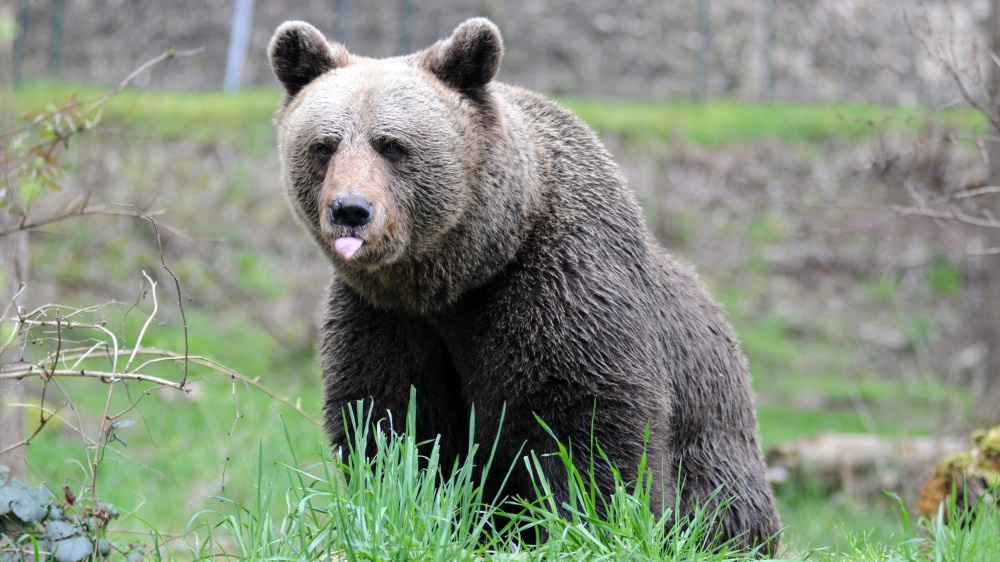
[
  {"xmin": 170, "ymin": 397, "xmax": 997, "ymax": 561},
  {"xmin": 804, "ymin": 490, "xmax": 1000, "ymax": 562},
  {"xmin": 15, "ymin": 81, "xmax": 989, "ymax": 148},
  {"xmin": 179, "ymin": 393, "xmax": 780, "ymax": 561},
  {"xmin": 739, "ymin": 308, "xmax": 972, "ymax": 449},
  {"xmin": 14, "ymin": 81, "xmax": 280, "ymax": 145},
  {"xmin": 20, "ymin": 301, "xmax": 322, "ymax": 542},
  {"xmin": 775, "ymin": 486, "xmax": 907, "ymax": 555},
  {"xmin": 8, "ymin": 82, "xmax": 991, "ymax": 558},
  {"xmin": 560, "ymin": 98, "xmax": 987, "ymax": 145}
]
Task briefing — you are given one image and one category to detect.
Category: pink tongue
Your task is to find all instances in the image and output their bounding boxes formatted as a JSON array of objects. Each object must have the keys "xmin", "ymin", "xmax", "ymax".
[{"xmin": 334, "ymin": 237, "xmax": 364, "ymax": 260}]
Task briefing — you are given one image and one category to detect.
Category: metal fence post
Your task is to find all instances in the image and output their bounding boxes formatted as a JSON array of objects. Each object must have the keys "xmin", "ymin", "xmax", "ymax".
[
  {"xmin": 399, "ymin": 0, "xmax": 412, "ymax": 55},
  {"xmin": 12, "ymin": 0, "xmax": 27, "ymax": 83},
  {"xmin": 335, "ymin": 0, "xmax": 352, "ymax": 44},
  {"xmin": 49, "ymin": 0, "xmax": 64, "ymax": 76},
  {"xmin": 760, "ymin": 0, "xmax": 774, "ymax": 101},
  {"xmin": 694, "ymin": 0, "xmax": 712, "ymax": 100},
  {"xmin": 224, "ymin": 0, "xmax": 254, "ymax": 93}
]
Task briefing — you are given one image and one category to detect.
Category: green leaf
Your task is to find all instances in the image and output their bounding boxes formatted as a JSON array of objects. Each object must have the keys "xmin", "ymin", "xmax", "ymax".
[
  {"xmin": 45, "ymin": 520, "xmax": 79, "ymax": 541},
  {"xmin": 126, "ymin": 547, "xmax": 145, "ymax": 562},
  {"xmin": 10, "ymin": 490, "xmax": 49, "ymax": 525},
  {"xmin": 97, "ymin": 538, "xmax": 113, "ymax": 557},
  {"xmin": 6, "ymin": 481, "xmax": 53, "ymax": 525},
  {"xmin": 108, "ymin": 421, "xmax": 137, "ymax": 448},
  {"xmin": 0, "ymin": 487, "xmax": 18, "ymax": 516},
  {"xmin": 47, "ymin": 504, "xmax": 65, "ymax": 521},
  {"xmin": 97, "ymin": 502, "xmax": 119, "ymax": 519},
  {"xmin": 16, "ymin": 177, "xmax": 44, "ymax": 208},
  {"xmin": 63, "ymin": 112, "xmax": 76, "ymax": 134},
  {"xmin": 51, "ymin": 535, "xmax": 94, "ymax": 562}
]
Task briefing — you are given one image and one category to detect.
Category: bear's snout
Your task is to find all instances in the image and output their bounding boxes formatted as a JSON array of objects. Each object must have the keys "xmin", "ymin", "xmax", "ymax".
[{"xmin": 328, "ymin": 195, "xmax": 373, "ymax": 228}]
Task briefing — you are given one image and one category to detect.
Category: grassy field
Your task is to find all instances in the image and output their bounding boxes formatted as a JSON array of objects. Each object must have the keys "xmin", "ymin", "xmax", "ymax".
[
  {"xmin": 15, "ymin": 81, "xmax": 988, "ymax": 146},
  {"xmin": 6, "ymin": 81, "xmax": 988, "ymax": 559}
]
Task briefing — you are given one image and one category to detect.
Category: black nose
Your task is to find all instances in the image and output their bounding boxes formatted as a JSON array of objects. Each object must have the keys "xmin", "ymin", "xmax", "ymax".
[{"xmin": 328, "ymin": 195, "xmax": 373, "ymax": 228}]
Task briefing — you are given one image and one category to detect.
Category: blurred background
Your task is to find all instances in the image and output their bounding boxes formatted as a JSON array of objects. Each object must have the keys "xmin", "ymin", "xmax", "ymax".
[
  {"xmin": 3, "ymin": 0, "xmax": 1000, "ymax": 556},
  {"xmin": 8, "ymin": 0, "xmax": 995, "ymax": 102}
]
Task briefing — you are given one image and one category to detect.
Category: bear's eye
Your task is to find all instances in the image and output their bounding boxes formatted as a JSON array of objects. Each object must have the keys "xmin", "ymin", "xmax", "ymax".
[
  {"xmin": 313, "ymin": 143, "xmax": 334, "ymax": 160},
  {"xmin": 377, "ymin": 139, "xmax": 406, "ymax": 161}
]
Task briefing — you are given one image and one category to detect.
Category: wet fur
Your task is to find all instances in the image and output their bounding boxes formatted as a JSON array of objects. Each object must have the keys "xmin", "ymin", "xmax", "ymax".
[{"xmin": 269, "ymin": 18, "xmax": 781, "ymax": 555}]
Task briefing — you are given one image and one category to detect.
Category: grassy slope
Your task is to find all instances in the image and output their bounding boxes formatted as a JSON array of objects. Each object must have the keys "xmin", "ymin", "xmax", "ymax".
[
  {"xmin": 11, "ymin": 82, "xmax": 984, "ymax": 557},
  {"xmin": 17, "ymin": 81, "xmax": 986, "ymax": 145},
  {"xmin": 567, "ymin": 98, "xmax": 968, "ymax": 144}
]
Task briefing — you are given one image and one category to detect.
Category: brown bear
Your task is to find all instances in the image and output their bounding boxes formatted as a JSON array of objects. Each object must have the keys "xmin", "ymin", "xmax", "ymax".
[{"xmin": 268, "ymin": 17, "xmax": 781, "ymax": 554}]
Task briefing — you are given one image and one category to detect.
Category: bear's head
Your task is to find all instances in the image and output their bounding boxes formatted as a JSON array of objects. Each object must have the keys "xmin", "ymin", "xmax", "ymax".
[{"xmin": 269, "ymin": 18, "xmax": 539, "ymax": 314}]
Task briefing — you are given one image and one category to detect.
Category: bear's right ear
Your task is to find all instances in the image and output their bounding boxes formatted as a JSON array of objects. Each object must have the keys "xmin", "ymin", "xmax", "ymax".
[{"xmin": 268, "ymin": 21, "xmax": 349, "ymax": 99}]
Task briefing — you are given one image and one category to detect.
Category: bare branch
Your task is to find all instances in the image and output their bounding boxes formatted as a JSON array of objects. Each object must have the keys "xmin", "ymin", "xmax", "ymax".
[
  {"xmin": 199, "ymin": 361, "xmax": 322, "ymax": 427},
  {"xmin": 120, "ymin": 204, "xmax": 191, "ymax": 385},
  {"xmin": 887, "ymin": 203, "xmax": 1000, "ymax": 230},
  {"xmin": 0, "ymin": 402, "xmax": 83, "ymax": 457},
  {"xmin": 124, "ymin": 272, "xmax": 159, "ymax": 373},
  {"xmin": 0, "ymin": 364, "xmax": 193, "ymax": 390},
  {"xmin": 966, "ymin": 245, "xmax": 1000, "ymax": 256},
  {"xmin": 0, "ymin": 205, "xmax": 166, "ymax": 237},
  {"xmin": 1, "ymin": 48, "xmax": 206, "ymax": 142},
  {"xmin": 837, "ymin": 98, "xmax": 964, "ymax": 127},
  {"xmin": 89, "ymin": 273, "xmax": 162, "ymax": 503},
  {"xmin": 0, "ymin": 351, "xmax": 320, "ymax": 426},
  {"xmin": 935, "ymin": 185, "xmax": 1000, "ymax": 203},
  {"xmin": 1, "ymin": 283, "xmax": 26, "ymax": 351}
]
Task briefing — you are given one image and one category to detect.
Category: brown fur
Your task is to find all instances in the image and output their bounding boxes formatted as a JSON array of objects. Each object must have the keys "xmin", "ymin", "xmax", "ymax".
[{"xmin": 268, "ymin": 18, "xmax": 781, "ymax": 555}]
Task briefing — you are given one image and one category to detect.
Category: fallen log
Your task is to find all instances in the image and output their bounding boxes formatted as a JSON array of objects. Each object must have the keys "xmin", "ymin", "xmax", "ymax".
[{"xmin": 767, "ymin": 432, "xmax": 967, "ymax": 500}]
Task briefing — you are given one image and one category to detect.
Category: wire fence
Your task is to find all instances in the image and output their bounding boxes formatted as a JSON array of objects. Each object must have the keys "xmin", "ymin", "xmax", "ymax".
[{"xmin": 9, "ymin": 0, "xmax": 994, "ymax": 104}]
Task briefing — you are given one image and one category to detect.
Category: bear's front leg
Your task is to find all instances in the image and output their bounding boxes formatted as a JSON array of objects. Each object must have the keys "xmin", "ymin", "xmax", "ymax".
[
  {"xmin": 469, "ymin": 387, "xmax": 674, "ymax": 518},
  {"xmin": 319, "ymin": 278, "xmax": 466, "ymax": 465}
]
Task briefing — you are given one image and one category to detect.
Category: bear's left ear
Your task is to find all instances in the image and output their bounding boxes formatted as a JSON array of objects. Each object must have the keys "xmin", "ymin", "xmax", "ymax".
[
  {"xmin": 268, "ymin": 21, "xmax": 350, "ymax": 99},
  {"xmin": 424, "ymin": 18, "xmax": 503, "ymax": 93}
]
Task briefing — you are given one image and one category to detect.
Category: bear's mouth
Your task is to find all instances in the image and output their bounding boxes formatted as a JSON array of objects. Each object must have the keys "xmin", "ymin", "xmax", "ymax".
[{"xmin": 334, "ymin": 236, "xmax": 364, "ymax": 260}]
